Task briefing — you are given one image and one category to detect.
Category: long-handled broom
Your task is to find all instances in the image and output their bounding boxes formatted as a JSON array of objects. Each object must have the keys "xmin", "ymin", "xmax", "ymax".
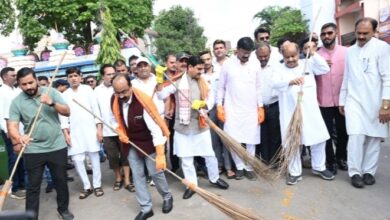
[
  {"xmin": 72, "ymin": 99, "xmax": 265, "ymax": 220},
  {"xmin": 0, "ymin": 52, "xmax": 67, "ymax": 210},
  {"xmin": 118, "ymin": 29, "xmax": 276, "ymax": 183},
  {"xmin": 274, "ymin": 8, "xmax": 322, "ymax": 176}
]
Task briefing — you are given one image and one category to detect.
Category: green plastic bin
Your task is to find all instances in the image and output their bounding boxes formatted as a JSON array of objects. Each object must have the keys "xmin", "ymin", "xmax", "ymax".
[{"xmin": 0, "ymin": 134, "xmax": 8, "ymax": 182}]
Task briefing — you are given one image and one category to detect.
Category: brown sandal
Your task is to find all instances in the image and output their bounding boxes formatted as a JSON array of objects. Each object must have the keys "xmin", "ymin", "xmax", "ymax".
[
  {"xmin": 79, "ymin": 189, "xmax": 93, "ymax": 199},
  {"xmin": 113, "ymin": 181, "xmax": 123, "ymax": 191},
  {"xmin": 124, "ymin": 183, "xmax": 135, "ymax": 193},
  {"xmin": 94, "ymin": 187, "xmax": 104, "ymax": 197}
]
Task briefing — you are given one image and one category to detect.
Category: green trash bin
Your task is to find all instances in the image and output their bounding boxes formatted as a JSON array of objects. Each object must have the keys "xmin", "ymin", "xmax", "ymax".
[{"xmin": 0, "ymin": 134, "xmax": 9, "ymax": 183}]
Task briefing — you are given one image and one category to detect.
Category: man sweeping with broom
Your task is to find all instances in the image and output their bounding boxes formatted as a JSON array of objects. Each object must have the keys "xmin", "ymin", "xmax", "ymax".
[
  {"xmin": 156, "ymin": 55, "xmax": 229, "ymax": 200},
  {"xmin": 7, "ymin": 67, "xmax": 73, "ymax": 219},
  {"xmin": 272, "ymin": 42, "xmax": 335, "ymax": 185}
]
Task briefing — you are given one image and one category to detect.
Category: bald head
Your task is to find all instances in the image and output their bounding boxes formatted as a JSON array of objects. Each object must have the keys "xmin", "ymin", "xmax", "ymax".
[
  {"xmin": 112, "ymin": 73, "xmax": 132, "ymax": 102},
  {"xmin": 282, "ymin": 42, "xmax": 300, "ymax": 68},
  {"xmin": 256, "ymin": 42, "xmax": 271, "ymax": 68}
]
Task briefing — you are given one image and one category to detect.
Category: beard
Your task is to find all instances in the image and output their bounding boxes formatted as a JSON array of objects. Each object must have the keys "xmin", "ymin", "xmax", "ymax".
[
  {"xmin": 23, "ymin": 86, "xmax": 38, "ymax": 96},
  {"xmin": 323, "ymin": 38, "xmax": 335, "ymax": 48}
]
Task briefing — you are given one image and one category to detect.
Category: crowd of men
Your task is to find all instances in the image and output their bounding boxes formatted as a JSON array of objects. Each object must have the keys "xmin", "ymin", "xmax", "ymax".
[{"xmin": 0, "ymin": 16, "xmax": 389, "ymax": 220}]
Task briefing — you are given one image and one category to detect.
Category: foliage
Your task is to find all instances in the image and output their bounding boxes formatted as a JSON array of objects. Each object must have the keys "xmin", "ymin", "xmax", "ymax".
[
  {"xmin": 1, "ymin": 0, "xmax": 153, "ymax": 50},
  {"xmin": 96, "ymin": 7, "xmax": 124, "ymax": 68},
  {"xmin": 0, "ymin": 0, "xmax": 16, "ymax": 36},
  {"xmin": 154, "ymin": 5, "xmax": 207, "ymax": 60},
  {"xmin": 253, "ymin": 6, "xmax": 308, "ymax": 45}
]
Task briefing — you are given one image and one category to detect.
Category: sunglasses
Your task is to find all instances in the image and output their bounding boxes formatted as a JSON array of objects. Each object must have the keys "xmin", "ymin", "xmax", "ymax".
[
  {"xmin": 320, "ymin": 31, "xmax": 334, "ymax": 37},
  {"xmin": 87, "ymin": 80, "xmax": 95, "ymax": 84},
  {"xmin": 259, "ymin": 36, "xmax": 270, "ymax": 41}
]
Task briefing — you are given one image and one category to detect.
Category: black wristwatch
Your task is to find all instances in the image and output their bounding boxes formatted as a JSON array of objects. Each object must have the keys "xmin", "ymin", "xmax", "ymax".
[{"xmin": 49, "ymin": 102, "xmax": 56, "ymax": 107}]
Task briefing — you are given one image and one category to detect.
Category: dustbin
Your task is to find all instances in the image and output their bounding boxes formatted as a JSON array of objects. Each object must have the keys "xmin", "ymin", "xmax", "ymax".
[{"xmin": 0, "ymin": 134, "xmax": 8, "ymax": 182}]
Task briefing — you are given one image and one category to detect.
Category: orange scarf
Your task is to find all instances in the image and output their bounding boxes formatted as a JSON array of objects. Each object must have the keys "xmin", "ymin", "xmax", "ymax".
[{"xmin": 112, "ymin": 87, "xmax": 170, "ymax": 143}]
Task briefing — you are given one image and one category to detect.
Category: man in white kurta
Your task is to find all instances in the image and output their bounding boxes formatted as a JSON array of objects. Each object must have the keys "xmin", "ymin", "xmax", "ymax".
[
  {"xmin": 61, "ymin": 68, "xmax": 104, "ymax": 198},
  {"xmin": 157, "ymin": 55, "xmax": 229, "ymax": 200},
  {"xmin": 217, "ymin": 37, "xmax": 263, "ymax": 180},
  {"xmin": 272, "ymin": 42, "xmax": 334, "ymax": 185},
  {"xmin": 339, "ymin": 18, "xmax": 390, "ymax": 188}
]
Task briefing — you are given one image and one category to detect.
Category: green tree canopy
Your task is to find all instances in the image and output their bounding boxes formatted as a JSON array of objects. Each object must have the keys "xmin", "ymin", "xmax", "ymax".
[
  {"xmin": 0, "ymin": 0, "xmax": 154, "ymax": 50},
  {"xmin": 154, "ymin": 5, "xmax": 207, "ymax": 60},
  {"xmin": 0, "ymin": 0, "xmax": 16, "ymax": 36},
  {"xmin": 253, "ymin": 6, "xmax": 308, "ymax": 46}
]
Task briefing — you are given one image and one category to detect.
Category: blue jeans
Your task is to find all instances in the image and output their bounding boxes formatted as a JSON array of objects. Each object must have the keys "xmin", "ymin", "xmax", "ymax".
[{"xmin": 1, "ymin": 130, "xmax": 26, "ymax": 192}]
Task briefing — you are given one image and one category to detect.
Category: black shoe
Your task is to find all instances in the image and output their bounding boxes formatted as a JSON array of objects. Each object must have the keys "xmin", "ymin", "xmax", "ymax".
[
  {"xmin": 162, "ymin": 197, "xmax": 173, "ymax": 213},
  {"xmin": 86, "ymin": 169, "xmax": 93, "ymax": 175},
  {"xmin": 327, "ymin": 164, "xmax": 338, "ymax": 175},
  {"xmin": 182, "ymin": 188, "xmax": 195, "ymax": 200},
  {"xmin": 100, "ymin": 156, "xmax": 107, "ymax": 163},
  {"xmin": 363, "ymin": 173, "xmax": 376, "ymax": 185},
  {"xmin": 59, "ymin": 209, "xmax": 74, "ymax": 220},
  {"xmin": 245, "ymin": 171, "xmax": 258, "ymax": 181},
  {"xmin": 235, "ymin": 170, "xmax": 245, "ymax": 180},
  {"xmin": 67, "ymin": 176, "xmax": 74, "ymax": 182},
  {"xmin": 210, "ymin": 178, "xmax": 229, "ymax": 189},
  {"xmin": 351, "ymin": 174, "xmax": 364, "ymax": 188},
  {"xmin": 46, "ymin": 183, "xmax": 54, "ymax": 193},
  {"xmin": 134, "ymin": 210, "xmax": 154, "ymax": 220},
  {"xmin": 66, "ymin": 163, "xmax": 74, "ymax": 170},
  {"xmin": 337, "ymin": 159, "xmax": 348, "ymax": 171}
]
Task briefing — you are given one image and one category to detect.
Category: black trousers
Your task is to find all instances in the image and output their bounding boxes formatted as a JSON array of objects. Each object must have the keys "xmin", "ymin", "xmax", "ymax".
[
  {"xmin": 257, "ymin": 102, "xmax": 282, "ymax": 163},
  {"xmin": 320, "ymin": 106, "xmax": 348, "ymax": 165},
  {"xmin": 167, "ymin": 116, "xmax": 180, "ymax": 172},
  {"xmin": 24, "ymin": 148, "xmax": 69, "ymax": 219}
]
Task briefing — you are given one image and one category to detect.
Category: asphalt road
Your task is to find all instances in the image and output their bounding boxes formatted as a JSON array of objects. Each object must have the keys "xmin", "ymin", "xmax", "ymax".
[{"xmin": 3, "ymin": 140, "xmax": 390, "ymax": 220}]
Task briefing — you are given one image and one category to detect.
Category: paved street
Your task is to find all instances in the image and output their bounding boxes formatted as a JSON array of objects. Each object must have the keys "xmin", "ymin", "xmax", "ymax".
[{"xmin": 3, "ymin": 140, "xmax": 390, "ymax": 220}]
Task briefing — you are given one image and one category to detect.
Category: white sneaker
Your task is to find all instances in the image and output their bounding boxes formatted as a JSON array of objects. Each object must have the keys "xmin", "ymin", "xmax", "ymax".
[{"xmin": 10, "ymin": 190, "xmax": 26, "ymax": 200}]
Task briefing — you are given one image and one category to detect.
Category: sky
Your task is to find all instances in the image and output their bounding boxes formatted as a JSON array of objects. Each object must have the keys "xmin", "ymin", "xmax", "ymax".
[{"xmin": 153, "ymin": 0, "xmax": 301, "ymax": 47}]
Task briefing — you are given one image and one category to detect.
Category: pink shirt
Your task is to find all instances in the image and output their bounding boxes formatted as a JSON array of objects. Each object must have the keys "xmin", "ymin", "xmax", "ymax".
[{"xmin": 315, "ymin": 45, "xmax": 347, "ymax": 107}]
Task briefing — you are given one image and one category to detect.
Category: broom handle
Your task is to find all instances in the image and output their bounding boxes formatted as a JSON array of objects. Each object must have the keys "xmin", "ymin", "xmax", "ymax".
[
  {"xmin": 72, "ymin": 99, "xmax": 185, "ymax": 182},
  {"xmin": 7, "ymin": 51, "xmax": 67, "ymax": 180},
  {"xmin": 299, "ymin": 7, "xmax": 321, "ymax": 93}
]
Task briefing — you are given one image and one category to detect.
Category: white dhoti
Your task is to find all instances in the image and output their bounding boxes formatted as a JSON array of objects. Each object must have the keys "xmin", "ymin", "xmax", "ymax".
[
  {"xmin": 347, "ymin": 135, "xmax": 381, "ymax": 177},
  {"xmin": 174, "ymin": 130, "xmax": 219, "ymax": 185}
]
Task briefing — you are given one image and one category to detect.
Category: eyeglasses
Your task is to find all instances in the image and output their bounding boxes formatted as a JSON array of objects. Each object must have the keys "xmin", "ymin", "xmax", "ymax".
[
  {"xmin": 320, "ymin": 31, "xmax": 334, "ymax": 37},
  {"xmin": 259, "ymin": 36, "xmax": 270, "ymax": 41}
]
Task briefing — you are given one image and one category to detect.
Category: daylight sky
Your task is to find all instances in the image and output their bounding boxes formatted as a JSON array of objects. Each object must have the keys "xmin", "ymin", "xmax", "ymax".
[{"xmin": 153, "ymin": 0, "xmax": 301, "ymax": 47}]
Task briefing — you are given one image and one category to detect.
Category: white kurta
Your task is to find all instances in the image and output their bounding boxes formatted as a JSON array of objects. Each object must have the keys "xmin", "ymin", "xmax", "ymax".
[
  {"xmin": 60, "ymin": 84, "xmax": 101, "ymax": 155},
  {"xmin": 272, "ymin": 53, "xmax": 330, "ymax": 146},
  {"xmin": 173, "ymin": 130, "xmax": 215, "ymax": 157},
  {"xmin": 94, "ymin": 84, "xmax": 118, "ymax": 137},
  {"xmin": 0, "ymin": 85, "xmax": 21, "ymax": 133},
  {"xmin": 339, "ymin": 38, "xmax": 390, "ymax": 138},
  {"xmin": 217, "ymin": 56, "xmax": 262, "ymax": 144},
  {"xmin": 131, "ymin": 74, "xmax": 165, "ymax": 116}
]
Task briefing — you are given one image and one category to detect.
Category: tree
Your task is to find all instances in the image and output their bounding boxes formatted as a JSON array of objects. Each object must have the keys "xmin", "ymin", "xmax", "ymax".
[
  {"xmin": 0, "ymin": 0, "xmax": 154, "ymax": 50},
  {"xmin": 154, "ymin": 5, "xmax": 207, "ymax": 60},
  {"xmin": 0, "ymin": 0, "xmax": 16, "ymax": 36},
  {"xmin": 96, "ymin": 7, "xmax": 124, "ymax": 68},
  {"xmin": 253, "ymin": 6, "xmax": 308, "ymax": 45}
]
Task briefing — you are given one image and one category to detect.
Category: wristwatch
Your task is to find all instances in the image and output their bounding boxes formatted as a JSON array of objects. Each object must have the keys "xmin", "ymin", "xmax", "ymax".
[{"xmin": 49, "ymin": 102, "xmax": 56, "ymax": 107}]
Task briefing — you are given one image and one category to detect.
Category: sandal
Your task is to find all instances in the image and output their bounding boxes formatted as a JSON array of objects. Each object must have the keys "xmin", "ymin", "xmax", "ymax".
[
  {"xmin": 226, "ymin": 170, "xmax": 236, "ymax": 179},
  {"xmin": 113, "ymin": 181, "xmax": 123, "ymax": 191},
  {"xmin": 94, "ymin": 187, "xmax": 104, "ymax": 197},
  {"xmin": 79, "ymin": 189, "xmax": 93, "ymax": 199},
  {"xmin": 124, "ymin": 183, "xmax": 135, "ymax": 193}
]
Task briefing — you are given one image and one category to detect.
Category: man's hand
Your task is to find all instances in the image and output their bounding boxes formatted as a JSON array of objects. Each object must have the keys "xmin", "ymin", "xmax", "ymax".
[
  {"xmin": 289, "ymin": 76, "xmax": 305, "ymax": 86},
  {"xmin": 97, "ymin": 129, "xmax": 103, "ymax": 143},
  {"xmin": 339, "ymin": 106, "xmax": 345, "ymax": 116},
  {"xmin": 13, "ymin": 143, "xmax": 22, "ymax": 154},
  {"xmin": 258, "ymin": 107, "xmax": 265, "ymax": 124},
  {"xmin": 41, "ymin": 93, "xmax": 54, "ymax": 106},
  {"xmin": 191, "ymin": 100, "xmax": 206, "ymax": 110},
  {"xmin": 116, "ymin": 127, "xmax": 129, "ymax": 143},
  {"xmin": 217, "ymin": 105, "xmax": 225, "ymax": 122},
  {"xmin": 379, "ymin": 107, "xmax": 390, "ymax": 124},
  {"xmin": 155, "ymin": 65, "xmax": 167, "ymax": 84},
  {"xmin": 19, "ymin": 135, "xmax": 32, "ymax": 146},
  {"xmin": 155, "ymin": 145, "xmax": 166, "ymax": 171}
]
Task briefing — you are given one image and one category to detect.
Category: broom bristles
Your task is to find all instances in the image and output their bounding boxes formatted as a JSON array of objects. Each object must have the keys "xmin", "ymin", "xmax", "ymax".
[
  {"xmin": 274, "ymin": 104, "xmax": 303, "ymax": 177},
  {"xmin": 0, "ymin": 180, "xmax": 12, "ymax": 211},
  {"xmin": 181, "ymin": 180, "xmax": 265, "ymax": 220},
  {"xmin": 207, "ymin": 119, "xmax": 277, "ymax": 183}
]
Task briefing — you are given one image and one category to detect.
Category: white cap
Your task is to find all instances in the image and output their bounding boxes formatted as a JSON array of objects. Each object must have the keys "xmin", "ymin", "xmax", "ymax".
[{"xmin": 136, "ymin": 56, "xmax": 151, "ymax": 66}]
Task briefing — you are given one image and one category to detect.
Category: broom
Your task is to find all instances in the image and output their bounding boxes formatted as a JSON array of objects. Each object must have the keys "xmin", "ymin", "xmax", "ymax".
[
  {"xmin": 72, "ymin": 99, "xmax": 265, "ymax": 220},
  {"xmin": 118, "ymin": 29, "xmax": 276, "ymax": 183},
  {"xmin": 0, "ymin": 52, "xmax": 67, "ymax": 210},
  {"xmin": 274, "ymin": 8, "xmax": 322, "ymax": 176}
]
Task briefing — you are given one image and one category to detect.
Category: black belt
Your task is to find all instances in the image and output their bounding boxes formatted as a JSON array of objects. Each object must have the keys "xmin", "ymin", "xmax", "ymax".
[{"xmin": 263, "ymin": 101, "xmax": 278, "ymax": 109}]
